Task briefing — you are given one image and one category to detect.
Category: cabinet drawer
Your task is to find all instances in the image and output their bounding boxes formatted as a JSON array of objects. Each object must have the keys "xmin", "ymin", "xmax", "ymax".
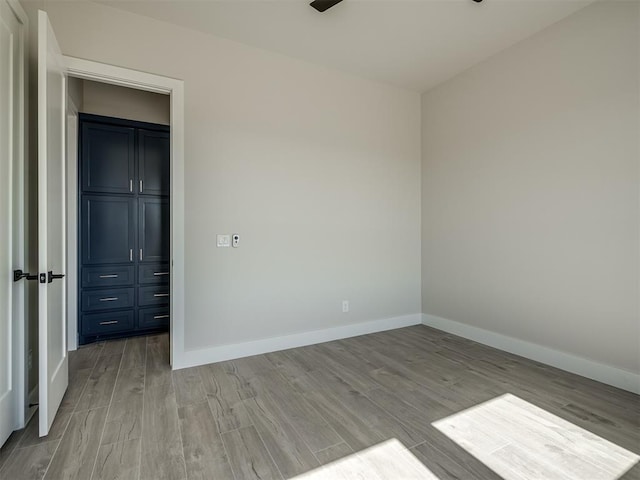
[
  {"xmin": 81, "ymin": 310, "xmax": 134, "ymax": 336},
  {"xmin": 138, "ymin": 264, "xmax": 170, "ymax": 284},
  {"xmin": 138, "ymin": 307, "xmax": 169, "ymax": 330},
  {"xmin": 82, "ymin": 265, "xmax": 134, "ymax": 288},
  {"xmin": 139, "ymin": 285, "xmax": 170, "ymax": 306},
  {"xmin": 82, "ymin": 287, "xmax": 135, "ymax": 312}
]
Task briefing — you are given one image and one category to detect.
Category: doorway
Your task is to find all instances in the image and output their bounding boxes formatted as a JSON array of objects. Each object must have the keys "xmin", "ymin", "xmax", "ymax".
[
  {"xmin": 66, "ymin": 79, "xmax": 171, "ymax": 347},
  {"xmin": 62, "ymin": 57, "xmax": 186, "ymax": 373}
]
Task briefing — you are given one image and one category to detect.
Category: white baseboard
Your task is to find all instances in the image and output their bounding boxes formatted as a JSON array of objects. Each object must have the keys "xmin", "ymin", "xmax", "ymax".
[
  {"xmin": 422, "ymin": 313, "xmax": 640, "ymax": 395},
  {"xmin": 175, "ymin": 313, "xmax": 422, "ymax": 370}
]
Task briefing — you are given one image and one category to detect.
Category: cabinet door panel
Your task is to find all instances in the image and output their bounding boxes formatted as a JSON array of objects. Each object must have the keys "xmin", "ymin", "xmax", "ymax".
[
  {"xmin": 81, "ymin": 195, "xmax": 135, "ymax": 265},
  {"xmin": 138, "ymin": 129, "xmax": 169, "ymax": 196},
  {"xmin": 139, "ymin": 197, "xmax": 169, "ymax": 263},
  {"xmin": 81, "ymin": 122, "xmax": 135, "ymax": 194}
]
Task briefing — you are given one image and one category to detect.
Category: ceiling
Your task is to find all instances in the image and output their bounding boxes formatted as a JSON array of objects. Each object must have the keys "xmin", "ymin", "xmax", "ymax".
[{"xmin": 96, "ymin": 0, "xmax": 594, "ymax": 92}]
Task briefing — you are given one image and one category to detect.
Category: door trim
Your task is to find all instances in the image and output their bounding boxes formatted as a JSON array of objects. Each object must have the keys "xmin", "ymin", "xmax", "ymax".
[
  {"xmin": 62, "ymin": 56, "xmax": 185, "ymax": 368},
  {"xmin": 65, "ymin": 97, "xmax": 78, "ymax": 351}
]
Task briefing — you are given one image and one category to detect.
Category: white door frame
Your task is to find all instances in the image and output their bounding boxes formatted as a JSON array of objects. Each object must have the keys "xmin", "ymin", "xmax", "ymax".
[
  {"xmin": 65, "ymin": 96, "xmax": 78, "ymax": 352},
  {"xmin": 63, "ymin": 56, "xmax": 185, "ymax": 367}
]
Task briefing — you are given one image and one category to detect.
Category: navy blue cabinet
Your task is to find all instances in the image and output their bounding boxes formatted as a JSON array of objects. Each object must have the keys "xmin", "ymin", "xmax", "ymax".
[{"xmin": 78, "ymin": 114, "xmax": 170, "ymax": 345}]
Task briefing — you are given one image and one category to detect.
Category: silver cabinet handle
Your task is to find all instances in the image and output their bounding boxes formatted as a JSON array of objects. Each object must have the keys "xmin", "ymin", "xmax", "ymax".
[
  {"xmin": 99, "ymin": 274, "xmax": 118, "ymax": 279},
  {"xmin": 153, "ymin": 315, "xmax": 169, "ymax": 319},
  {"xmin": 140, "ymin": 249, "xmax": 143, "ymax": 261},
  {"xmin": 153, "ymin": 293, "xmax": 169, "ymax": 297},
  {"xmin": 99, "ymin": 320, "xmax": 118, "ymax": 325},
  {"xmin": 153, "ymin": 272, "xmax": 169, "ymax": 276},
  {"xmin": 139, "ymin": 180, "xmax": 143, "ymax": 193},
  {"xmin": 99, "ymin": 297, "xmax": 118, "ymax": 302},
  {"xmin": 129, "ymin": 179, "xmax": 133, "ymax": 192},
  {"xmin": 130, "ymin": 249, "xmax": 133, "ymax": 262}
]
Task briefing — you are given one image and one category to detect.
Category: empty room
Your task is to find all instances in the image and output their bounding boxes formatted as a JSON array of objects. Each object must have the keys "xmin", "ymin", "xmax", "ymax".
[{"xmin": 0, "ymin": 0, "xmax": 638, "ymax": 479}]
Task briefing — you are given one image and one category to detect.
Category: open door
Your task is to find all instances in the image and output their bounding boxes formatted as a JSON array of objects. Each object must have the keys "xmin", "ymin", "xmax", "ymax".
[
  {"xmin": 38, "ymin": 10, "xmax": 68, "ymax": 437},
  {"xmin": 0, "ymin": 0, "xmax": 14, "ymax": 446},
  {"xmin": 1, "ymin": 0, "xmax": 27, "ymax": 447}
]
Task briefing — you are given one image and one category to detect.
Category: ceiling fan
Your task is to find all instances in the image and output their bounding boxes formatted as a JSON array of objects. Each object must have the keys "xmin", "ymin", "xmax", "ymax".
[
  {"xmin": 310, "ymin": 0, "xmax": 344, "ymax": 12},
  {"xmin": 310, "ymin": 0, "xmax": 483, "ymax": 13}
]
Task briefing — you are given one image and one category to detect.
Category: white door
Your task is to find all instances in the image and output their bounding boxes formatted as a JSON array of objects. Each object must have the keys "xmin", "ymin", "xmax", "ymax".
[
  {"xmin": 38, "ymin": 10, "xmax": 68, "ymax": 437},
  {"xmin": 0, "ymin": 0, "xmax": 26, "ymax": 447}
]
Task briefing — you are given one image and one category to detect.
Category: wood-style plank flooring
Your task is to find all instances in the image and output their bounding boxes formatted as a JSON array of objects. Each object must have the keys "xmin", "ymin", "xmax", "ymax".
[{"xmin": 0, "ymin": 325, "xmax": 638, "ymax": 479}]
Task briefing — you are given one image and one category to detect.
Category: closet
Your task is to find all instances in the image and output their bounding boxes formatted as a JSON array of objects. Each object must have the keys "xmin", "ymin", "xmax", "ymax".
[{"xmin": 78, "ymin": 113, "xmax": 169, "ymax": 345}]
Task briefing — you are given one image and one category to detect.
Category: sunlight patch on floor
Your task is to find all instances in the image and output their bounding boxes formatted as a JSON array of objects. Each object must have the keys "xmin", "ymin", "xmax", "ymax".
[
  {"xmin": 433, "ymin": 393, "xmax": 639, "ymax": 480},
  {"xmin": 291, "ymin": 438, "xmax": 439, "ymax": 479}
]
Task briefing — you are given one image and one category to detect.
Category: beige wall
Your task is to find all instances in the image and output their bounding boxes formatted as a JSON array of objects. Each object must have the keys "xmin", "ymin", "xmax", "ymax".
[
  {"xmin": 22, "ymin": 0, "xmax": 635, "ymax": 383},
  {"xmin": 421, "ymin": 0, "xmax": 639, "ymax": 373},
  {"xmin": 81, "ymin": 80, "xmax": 169, "ymax": 125},
  {"xmin": 32, "ymin": 1, "xmax": 421, "ymax": 351}
]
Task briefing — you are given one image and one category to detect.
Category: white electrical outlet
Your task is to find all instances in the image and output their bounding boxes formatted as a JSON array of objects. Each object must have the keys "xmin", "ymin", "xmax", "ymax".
[
  {"xmin": 342, "ymin": 300, "xmax": 349, "ymax": 313},
  {"xmin": 232, "ymin": 234, "xmax": 240, "ymax": 248},
  {"xmin": 216, "ymin": 234, "xmax": 231, "ymax": 247}
]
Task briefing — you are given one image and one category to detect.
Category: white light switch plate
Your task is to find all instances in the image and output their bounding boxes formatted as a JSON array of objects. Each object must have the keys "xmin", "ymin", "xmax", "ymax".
[{"xmin": 217, "ymin": 234, "xmax": 231, "ymax": 247}]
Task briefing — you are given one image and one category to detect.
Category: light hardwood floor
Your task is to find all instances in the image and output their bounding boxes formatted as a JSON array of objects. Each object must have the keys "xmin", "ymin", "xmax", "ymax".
[{"xmin": 0, "ymin": 325, "xmax": 638, "ymax": 479}]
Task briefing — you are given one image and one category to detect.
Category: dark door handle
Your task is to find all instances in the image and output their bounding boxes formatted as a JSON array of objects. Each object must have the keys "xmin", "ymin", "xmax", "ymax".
[
  {"xmin": 47, "ymin": 271, "xmax": 65, "ymax": 283},
  {"xmin": 13, "ymin": 270, "xmax": 38, "ymax": 282}
]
